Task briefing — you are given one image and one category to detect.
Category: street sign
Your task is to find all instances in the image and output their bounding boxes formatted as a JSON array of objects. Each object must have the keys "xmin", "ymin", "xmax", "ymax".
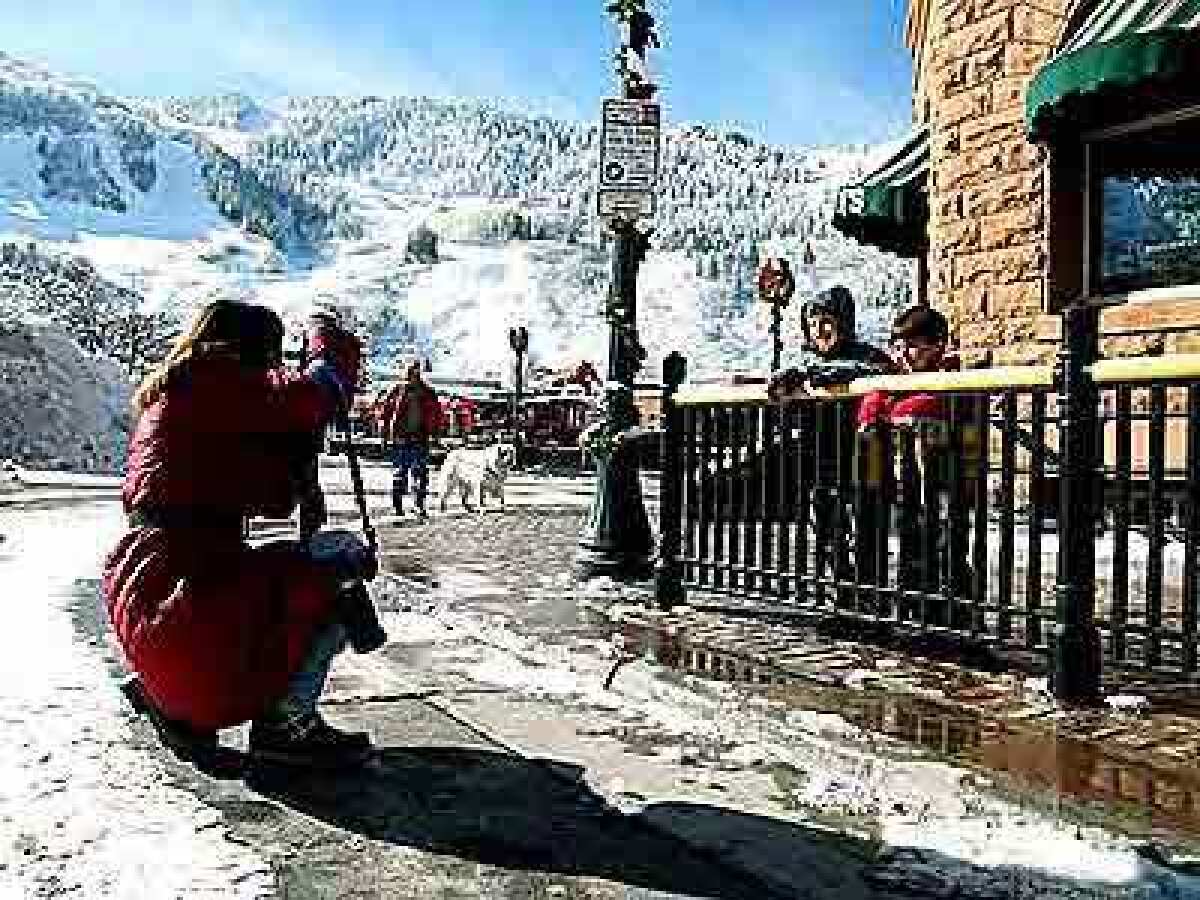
[
  {"xmin": 598, "ymin": 189, "xmax": 655, "ymax": 220},
  {"xmin": 598, "ymin": 98, "xmax": 660, "ymax": 221}
]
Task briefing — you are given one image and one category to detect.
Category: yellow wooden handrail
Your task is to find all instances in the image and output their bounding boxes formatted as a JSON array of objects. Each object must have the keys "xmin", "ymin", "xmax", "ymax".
[
  {"xmin": 1090, "ymin": 354, "xmax": 1200, "ymax": 383},
  {"xmin": 673, "ymin": 364, "xmax": 1055, "ymax": 405},
  {"xmin": 673, "ymin": 385, "xmax": 769, "ymax": 405},
  {"xmin": 671, "ymin": 355, "xmax": 1200, "ymax": 406},
  {"xmin": 847, "ymin": 365, "xmax": 1055, "ymax": 394}
]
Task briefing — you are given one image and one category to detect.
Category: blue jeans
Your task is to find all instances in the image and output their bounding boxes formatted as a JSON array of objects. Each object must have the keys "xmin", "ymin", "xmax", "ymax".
[
  {"xmin": 261, "ymin": 531, "xmax": 363, "ymax": 727},
  {"xmin": 391, "ymin": 441, "xmax": 430, "ymax": 510},
  {"xmin": 266, "ymin": 623, "xmax": 347, "ymax": 726}
]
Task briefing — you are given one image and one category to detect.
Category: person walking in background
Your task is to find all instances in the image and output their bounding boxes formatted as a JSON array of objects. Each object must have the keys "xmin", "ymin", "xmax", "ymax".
[{"xmin": 380, "ymin": 361, "xmax": 442, "ymax": 518}]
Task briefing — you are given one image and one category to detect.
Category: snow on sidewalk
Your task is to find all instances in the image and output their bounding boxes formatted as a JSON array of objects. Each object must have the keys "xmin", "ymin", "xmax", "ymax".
[
  {"xmin": 0, "ymin": 502, "xmax": 274, "ymax": 899},
  {"xmin": 368, "ymin": 579, "xmax": 1200, "ymax": 899}
]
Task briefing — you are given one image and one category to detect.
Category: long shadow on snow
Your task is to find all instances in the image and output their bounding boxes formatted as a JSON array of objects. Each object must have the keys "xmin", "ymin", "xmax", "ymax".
[
  {"xmin": 71, "ymin": 577, "xmax": 1183, "ymax": 898},
  {"xmin": 246, "ymin": 746, "xmax": 1169, "ymax": 899},
  {"xmin": 245, "ymin": 744, "xmax": 880, "ymax": 899}
]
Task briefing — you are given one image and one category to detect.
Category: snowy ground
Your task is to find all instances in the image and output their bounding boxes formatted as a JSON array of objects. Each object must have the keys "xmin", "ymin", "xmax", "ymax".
[
  {"xmin": 355, "ymin": 508, "xmax": 1200, "ymax": 899},
  {"xmin": 6, "ymin": 479, "xmax": 1200, "ymax": 897},
  {"xmin": 0, "ymin": 502, "xmax": 276, "ymax": 898}
]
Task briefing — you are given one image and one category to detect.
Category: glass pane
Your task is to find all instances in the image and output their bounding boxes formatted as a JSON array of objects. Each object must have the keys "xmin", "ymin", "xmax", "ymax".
[
  {"xmin": 1094, "ymin": 117, "xmax": 1200, "ymax": 295},
  {"xmin": 1101, "ymin": 175, "xmax": 1200, "ymax": 294}
]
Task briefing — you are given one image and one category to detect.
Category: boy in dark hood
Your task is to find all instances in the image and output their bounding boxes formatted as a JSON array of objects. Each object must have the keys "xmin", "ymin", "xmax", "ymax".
[
  {"xmin": 765, "ymin": 285, "xmax": 893, "ymax": 611},
  {"xmin": 768, "ymin": 285, "xmax": 894, "ymax": 401}
]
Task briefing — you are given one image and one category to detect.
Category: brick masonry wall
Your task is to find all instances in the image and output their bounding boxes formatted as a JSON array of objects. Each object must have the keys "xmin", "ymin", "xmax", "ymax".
[{"xmin": 923, "ymin": 0, "xmax": 1068, "ymax": 367}]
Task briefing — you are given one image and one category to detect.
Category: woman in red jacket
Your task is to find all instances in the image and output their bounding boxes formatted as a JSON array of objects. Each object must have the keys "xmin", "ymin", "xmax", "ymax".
[{"xmin": 102, "ymin": 300, "xmax": 384, "ymax": 769}]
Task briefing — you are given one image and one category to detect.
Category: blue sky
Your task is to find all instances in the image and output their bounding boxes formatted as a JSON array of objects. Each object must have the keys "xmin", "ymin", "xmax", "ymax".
[{"xmin": 1, "ymin": 0, "xmax": 914, "ymax": 146}]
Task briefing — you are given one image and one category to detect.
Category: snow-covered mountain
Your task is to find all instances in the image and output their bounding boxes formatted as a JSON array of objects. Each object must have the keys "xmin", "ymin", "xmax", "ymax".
[
  {"xmin": 0, "ymin": 52, "xmax": 914, "ymax": 398},
  {"xmin": 0, "ymin": 316, "xmax": 130, "ymax": 472},
  {"xmin": 151, "ymin": 92, "xmax": 914, "ymax": 381}
]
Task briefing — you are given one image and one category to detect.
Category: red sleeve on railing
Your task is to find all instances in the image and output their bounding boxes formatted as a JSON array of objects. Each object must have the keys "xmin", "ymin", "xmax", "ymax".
[
  {"xmin": 856, "ymin": 390, "xmax": 893, "ymax": 432},
  {"xmin": 889, "ymin": 392, "xmax": 948, "ymax": 427}
]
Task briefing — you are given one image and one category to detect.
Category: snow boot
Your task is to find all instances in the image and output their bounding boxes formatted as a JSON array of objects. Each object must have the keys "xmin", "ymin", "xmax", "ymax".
[
  {"xmin": 248, "ymin": 714, "xmax": 373, "ymax": 769},
  {"xmin": 335, "ymin": 580, "xmax": 387, "ymax": 654}
]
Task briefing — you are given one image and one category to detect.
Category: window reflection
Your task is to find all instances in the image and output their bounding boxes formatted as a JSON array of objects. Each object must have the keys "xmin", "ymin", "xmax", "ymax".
[
  {"xmin": 1102, "ymin": 176, "xmax": 1200, "ymax": 293},
  {"xmin": 1093, "ymin": 117, "xmax": 1200, "ymax": 295}
]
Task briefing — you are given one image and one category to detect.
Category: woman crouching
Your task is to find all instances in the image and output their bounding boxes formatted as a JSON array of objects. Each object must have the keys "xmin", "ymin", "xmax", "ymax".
[{"xmin": 102, "ymin": 299, "xmax": 385, "ymax": 770}]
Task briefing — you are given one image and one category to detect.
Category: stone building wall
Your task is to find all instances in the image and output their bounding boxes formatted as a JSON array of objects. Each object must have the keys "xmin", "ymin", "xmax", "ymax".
[
  {"xmin": 909, "ymin": 0, "xmax": 1200, "ymax": 365},
  {"xmin": 915, "ymin": 0, "xmax": 1069, "ymax": 367}
]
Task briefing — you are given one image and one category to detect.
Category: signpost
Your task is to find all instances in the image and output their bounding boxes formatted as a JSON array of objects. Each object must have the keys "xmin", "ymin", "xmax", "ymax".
[
  {"xmin": 578, "ymin": 0, "xmax": 662, "ymax": 580},
  {"xmin": 598, "ymin": 99, "xmax": 661, "ymax": 222}
]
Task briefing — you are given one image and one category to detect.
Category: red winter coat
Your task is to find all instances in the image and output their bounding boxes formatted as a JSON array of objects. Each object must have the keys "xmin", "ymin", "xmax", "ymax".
[
  {"xmin": 101, "ymin": 356, "xmax": 343, "ymax": 730},
  {"xmin": 456, "ymin": 398, "xmax": 477, "ymax": 431},
  {"xmin": 380, "ymin": 382, "xmax": 442, "ymax": 443},
  {"xmin": 856, "ymin": 352, "xmax": 962, "ymax": 431}
]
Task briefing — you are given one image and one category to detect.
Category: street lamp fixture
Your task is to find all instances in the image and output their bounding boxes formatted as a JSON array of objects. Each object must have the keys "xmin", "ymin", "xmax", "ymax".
[
  {"xmin": 508, "ymin": 325, "xmax": 529, "ymax": 452},
  {"xmin": 757, "ymin": 257, "xmax": 796, "ymax": 372}
]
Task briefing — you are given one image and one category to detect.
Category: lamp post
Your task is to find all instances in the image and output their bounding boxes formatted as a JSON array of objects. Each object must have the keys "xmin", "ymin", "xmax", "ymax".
[
  {"xmin": 508, "ymin": 325, "xmax": 529, "ymax": 452},
  {"xmin": 757, "ymin": 257, "xmax": 796, "ymax": 372},
  {"xmin": 577, "ymin": 0, "xmax": 660, "ymax": 580}
]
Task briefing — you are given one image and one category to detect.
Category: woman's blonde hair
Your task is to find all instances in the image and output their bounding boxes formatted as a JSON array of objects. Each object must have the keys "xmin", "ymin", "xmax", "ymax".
[{"xmin": 132, "ymin": 300, "xmax": 284, "ymax": 414}]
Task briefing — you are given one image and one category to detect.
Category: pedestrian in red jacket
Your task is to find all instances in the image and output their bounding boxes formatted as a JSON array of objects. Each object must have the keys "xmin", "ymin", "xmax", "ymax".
[
  {"xmin": 379, "ymin": 361, "xmax": 442, "ymax": 517},
  {"xmin": 102, "ymin": 300, "xmax": 385, "ymax": 770}
]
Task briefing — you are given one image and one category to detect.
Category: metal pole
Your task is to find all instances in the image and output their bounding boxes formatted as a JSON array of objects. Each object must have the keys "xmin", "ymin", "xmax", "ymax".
[
  {"xmin": 514, "ymin": 347, "xmax": 526, "ymax": 463},
  {"xmin": 340, "ymin": 407, "xmax": 378, "ymax": 573},
  {"xmin": 654, "ymin": 351, "xmax": 687, "ymax": 608},
  {"xmin": 509, "ymin": 358, "xmax": 518, "ymax": 435},
  {"xmin": 576, "ymin": 0, "xmax": 658, "ymax": 580},
  {"xmin": 508, "ymin": 326, "xmax": 528, "ymax": 454},
  {"xmin": 758, "ymin": 258, "xmax": 794, "ymax": 374},
  {"xmin": 577, "ymin": 223, "xmax": 655, "ymax": 578},
  {"xmin": 1052, "ymin": 302, "xmax": 1102, "ymax": 705},
  {"xmin": 770, "ymin": 299, "xmax": 783, "ymax": 373}
]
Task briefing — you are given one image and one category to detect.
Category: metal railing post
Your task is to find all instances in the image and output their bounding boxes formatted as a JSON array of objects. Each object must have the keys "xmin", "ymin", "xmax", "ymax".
[
  {"xmin": 654, "ymin": 351, "xmax": 688, "ymax": 609},
  {"xmin": 1052, "ymin": 303, "xmax": 1103, "ymax": 704}
]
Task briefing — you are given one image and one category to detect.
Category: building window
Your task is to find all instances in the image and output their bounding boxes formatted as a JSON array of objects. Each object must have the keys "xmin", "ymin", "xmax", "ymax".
[{"xmin": 1089, "ymin": 115, "xmax": 1200, "ymax": 297}]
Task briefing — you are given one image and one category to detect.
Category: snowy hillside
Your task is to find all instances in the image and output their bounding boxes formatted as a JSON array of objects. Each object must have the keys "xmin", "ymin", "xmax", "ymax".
[
  {"xmin": 166, "ymin": 94, "xmax": 915, "ymax": 381},
  {"xmin": 1, "ymin": 54, "xmax": 914, "ymax": 397},
  {"xmin": 0, "ymin": 53, "xmax": 359, "ymax": 256},
  {"xmin": 0, "ymin": 53, "xmax": 222, "ymax": 241},
  {"xmin": 235, "ymin": 97, "xmax": 870, "ymax": 249},
  {"xmin": 0, "ymin": 242, "xmax": 179, "ymax": 378}
]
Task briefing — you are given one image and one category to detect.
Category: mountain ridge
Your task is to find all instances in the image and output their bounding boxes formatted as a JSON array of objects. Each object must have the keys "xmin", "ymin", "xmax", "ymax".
[{"xmin": 0, "ymin": 52, "xmax": 914, "ymax": 386}]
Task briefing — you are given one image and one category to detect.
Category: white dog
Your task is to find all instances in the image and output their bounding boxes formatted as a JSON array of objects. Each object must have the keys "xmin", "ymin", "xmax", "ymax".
[{"xmin": 437, "ymin": 443, "xmax": 516, "ymax": 512}]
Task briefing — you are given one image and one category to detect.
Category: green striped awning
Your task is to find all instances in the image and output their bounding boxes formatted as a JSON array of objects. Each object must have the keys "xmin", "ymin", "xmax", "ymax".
[
  {"xmin": 1027, "ymin": 0, "xmax": 1200, "ymax": 141},
  {"xmin": 832, "ymin": 126, "xmax": 929, "ymax": 258}
]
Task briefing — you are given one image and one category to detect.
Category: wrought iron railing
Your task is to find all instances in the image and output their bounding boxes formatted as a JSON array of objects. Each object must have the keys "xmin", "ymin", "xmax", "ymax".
[
  {"xmin": 1092, "ymin": 357, "xmax": 1200, "ymax": 678},
  {"xmin": 651, "ymin": 307, "xmax": 1200, "ymax": 702}
]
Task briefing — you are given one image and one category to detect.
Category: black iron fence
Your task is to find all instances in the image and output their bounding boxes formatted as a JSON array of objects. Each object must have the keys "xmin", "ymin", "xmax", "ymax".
[{"xmin": 652, "ymin": 307, "xmax": 1200, "ymax": 702}]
